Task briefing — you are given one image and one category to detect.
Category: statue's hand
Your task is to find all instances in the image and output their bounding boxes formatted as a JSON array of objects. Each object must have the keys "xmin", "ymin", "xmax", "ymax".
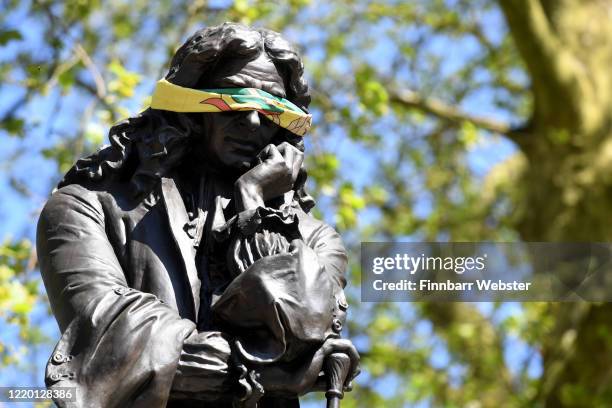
[
  {"xmin": 235, "ymin": 143, "xmax": 304, "ymax": 211},
  {"xmin": 294, "ymin": 338, "xmax": 360, "ymax": 396},
  {"xmin": 255, "ymin": 338, "xmax": 360, "ymax": 397},
  {"xmin": 276, "ymin": 142, "xmax": 303, "ymax": 186}
]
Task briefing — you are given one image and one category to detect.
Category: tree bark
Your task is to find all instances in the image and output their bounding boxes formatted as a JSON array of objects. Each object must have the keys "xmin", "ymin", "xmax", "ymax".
[{"xmin": 499, "ymin": 0, "xmax": 612, "ymax": 405}]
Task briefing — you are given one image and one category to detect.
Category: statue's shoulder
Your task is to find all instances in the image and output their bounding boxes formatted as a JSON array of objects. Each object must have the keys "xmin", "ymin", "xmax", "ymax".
[
  {"xmin": 37, "ymin": 184, "xmax": 105, "ymax": 232},
  {"xmin": 47, "ymin": 183, "xmax": 101, "ymax": 207},
  {"xmin": 44, "ymin": 179, "xmax": 136, "ymax": 219}
]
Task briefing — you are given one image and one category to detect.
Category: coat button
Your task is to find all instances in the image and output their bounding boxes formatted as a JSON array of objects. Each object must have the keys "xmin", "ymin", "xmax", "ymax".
[
  {"xmin": 114, "ymin": 287, "xmax": 128, "ymax": 295},
  {"xmin": 53, "ymin": 353, "xmax": 64, "ymax": 363},
  {"xmin": 184, "ymin": 221, "xmax": 196, "ymax": 238},
  {"xmin": 49, "ymin": 373, "xmax": 60, "ymax": 381}
]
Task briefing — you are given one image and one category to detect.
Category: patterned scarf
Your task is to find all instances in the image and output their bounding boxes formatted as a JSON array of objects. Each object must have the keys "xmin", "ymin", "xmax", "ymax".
[{"xmin": 151, "ymin": 79, "xmax": 312, "ymax": 136}]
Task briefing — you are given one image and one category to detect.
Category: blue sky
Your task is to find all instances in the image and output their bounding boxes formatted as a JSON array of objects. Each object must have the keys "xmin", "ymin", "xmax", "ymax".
[{"xmin": 0, "ymin": 2, "xmax": 537, "ymax": 406}]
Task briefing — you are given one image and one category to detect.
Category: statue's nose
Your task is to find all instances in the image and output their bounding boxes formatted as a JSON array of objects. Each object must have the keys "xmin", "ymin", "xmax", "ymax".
[{"xmin": 240, "ymin": 111, "xmax": 261, "ymax": 132}]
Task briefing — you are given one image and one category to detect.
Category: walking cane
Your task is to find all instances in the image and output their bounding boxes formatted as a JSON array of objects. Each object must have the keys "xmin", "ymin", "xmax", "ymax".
[{"xmin": 324, "ymin": 352, "xmax": 351, "ymax": 408}]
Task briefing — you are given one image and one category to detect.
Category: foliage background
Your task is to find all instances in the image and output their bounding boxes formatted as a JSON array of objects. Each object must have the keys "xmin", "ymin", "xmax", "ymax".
[{"xmin": 1, "ymin": 0, "xmax": 611, "ymax": 407}]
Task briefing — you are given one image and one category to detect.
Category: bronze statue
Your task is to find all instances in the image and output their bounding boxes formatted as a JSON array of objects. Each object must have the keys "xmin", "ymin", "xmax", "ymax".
[{"xmin": 37, "ymin": 22, "xmax": 359, "ymax": 407}]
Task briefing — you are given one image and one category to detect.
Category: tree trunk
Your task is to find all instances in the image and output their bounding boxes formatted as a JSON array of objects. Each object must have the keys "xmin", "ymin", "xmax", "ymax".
[{"xmin": 500, "ymin": 0, "xmax": 612, "ymax": 405}]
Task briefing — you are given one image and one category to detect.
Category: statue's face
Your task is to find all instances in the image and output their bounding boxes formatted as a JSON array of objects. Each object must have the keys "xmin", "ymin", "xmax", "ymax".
[{"xmin": 201, "ymin": 52, "xmax": 286, "ymax": 173}]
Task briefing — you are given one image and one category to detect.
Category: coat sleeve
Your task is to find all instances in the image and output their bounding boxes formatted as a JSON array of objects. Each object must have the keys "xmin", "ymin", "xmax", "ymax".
[
  {"xmin": 37, "ymin": 185, "xmax": 195, "ymax": 408},
  {"xmin": 211, "ymin": 206, "xmax": 350, "ymax": 365},
  {"xmin": 301, "ymin": 217, "xmax": 348, "ymax": 289}
]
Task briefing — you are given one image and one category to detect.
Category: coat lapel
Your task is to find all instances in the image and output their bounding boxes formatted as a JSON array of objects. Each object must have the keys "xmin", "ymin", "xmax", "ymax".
[{"xmin": 160, "ymin": 176, "xmax": 200, "ymax": 321}]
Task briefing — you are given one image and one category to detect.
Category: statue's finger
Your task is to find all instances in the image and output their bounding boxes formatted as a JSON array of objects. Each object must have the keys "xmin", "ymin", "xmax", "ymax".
[
  {"xmin": 349, "ymin": 366, "xmax": 361, "ymax": 382},
  {"xmin": 311, "ymin": 375, "xmax": 327, "ymax": 392},
  {"xmin": 276, "ymin": 141, "xmax": 290, "ymax": 154},
  {"xmin": 256, "ymin": 144, "xmax": 272, "ymax": 160},
  {"xmin": 326, "ymin": 339, "xmax": 360, "ymax": 384},
  {"xmin": 281, "ymin": 144, "xmax": 295, "ymax": 167},
  {"xmin": 267, "ymin": 144, "xmax": 284, "ymax": 162},
  {"xmin": 292, "ymin": 152, "xmax": 304, "ymax": 182}
]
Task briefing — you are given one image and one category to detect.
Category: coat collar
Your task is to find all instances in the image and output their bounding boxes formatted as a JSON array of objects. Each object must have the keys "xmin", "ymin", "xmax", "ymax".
[{"xmin": 160, "ymin": 176, "xmax": 201, "ymax": 321}]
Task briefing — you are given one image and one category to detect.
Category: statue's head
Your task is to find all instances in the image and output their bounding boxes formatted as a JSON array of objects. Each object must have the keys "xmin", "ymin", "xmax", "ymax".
[
  {"xmin": 59, "ymin": 23, "xmax": 314, "ymax": 210},
  {"xmin": 158, "ymin": 23, "xmax": 311, "ymax": 174},
  {"xmin": 167, "ymin": 23, "xmax": 310, "ymax": 110}
]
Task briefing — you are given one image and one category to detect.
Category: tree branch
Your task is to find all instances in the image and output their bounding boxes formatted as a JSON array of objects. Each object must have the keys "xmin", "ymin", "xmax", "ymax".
[
  {"xmin": 420, "ymin": 303, "xmax": 516, "ymax": 402},
  {"xmin": 389, "ymin": 88, "xmax": 513, "ymax": 135},
  {"xmin": 0, "ymin": 94, "xmax": 29, "ymax": 125},
  {"xmin": 498, "ymin": 0, "xmax": 585, "ymax": 127},
  {"xmin": 498, "ymin": 0, "xmax": 562, "ymax": 79},
  {"xmin": 74, "ymin": 78, "xmax": 117, "ymax": 122},
  {"xmin": 74, "ymin": 43, "xmax": 106, "ymax": 98}
]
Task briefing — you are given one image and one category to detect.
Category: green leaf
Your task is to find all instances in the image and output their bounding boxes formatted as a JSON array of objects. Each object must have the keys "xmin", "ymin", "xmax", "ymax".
[
  {"xmin": 1, "ymin": 117, "xmax": 25, "ymax": 137},
  {"xmin": 42, "ymin": 142, "xmax": 76, "ymax": 173},
  {"xmin": 355, "ymin": 66, "xmax": 389, "ymax": 116},
  {"xmin": 458, "ymin": 121, "xmax": 479, "ymax": 147},
  {"xmin": 0, "ymin": 29, "xmax": 22, "ymax": 45},
  {"xmin": 108, "ymin": 59, "xmax": 141, "ymax": 98},
  {"xmin": 58, "ymin": 68, "xmax": 77, "ymax": 92}
]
